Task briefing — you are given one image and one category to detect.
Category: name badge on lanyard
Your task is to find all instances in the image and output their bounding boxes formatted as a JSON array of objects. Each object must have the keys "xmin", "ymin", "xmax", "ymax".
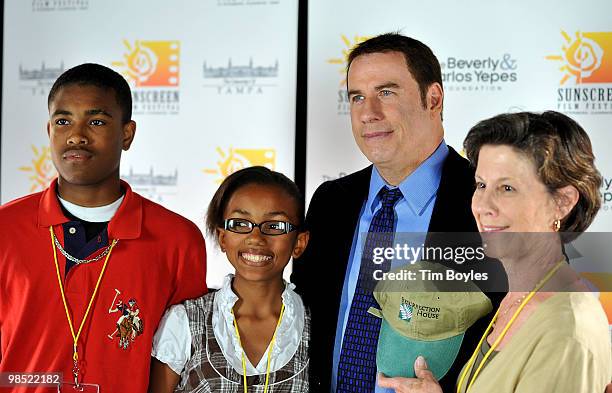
[
  {"xmin": 50, "ymin": 226, "xmax": 119, "ymax": 393},
  {"xmin": 57, "ymin": 382, "xmax": 100, "ymax": 392}
]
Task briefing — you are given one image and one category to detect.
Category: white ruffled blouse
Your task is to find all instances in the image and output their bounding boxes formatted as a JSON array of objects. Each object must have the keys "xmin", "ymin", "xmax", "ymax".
[{"xmin": 151, "ymin": 274, "xmax": 305, "ymax": 376}]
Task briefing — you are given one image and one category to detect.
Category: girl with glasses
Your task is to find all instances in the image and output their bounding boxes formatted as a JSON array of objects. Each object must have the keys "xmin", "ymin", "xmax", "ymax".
[{"xmin": 149, "ymin": 166, "xmax": 310, "ymax": 393}]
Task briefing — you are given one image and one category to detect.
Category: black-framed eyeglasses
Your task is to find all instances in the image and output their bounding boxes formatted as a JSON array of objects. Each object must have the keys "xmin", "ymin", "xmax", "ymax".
[{"xmin": 223, "ymin": 218, "xmax": 298, "ymax": 236}]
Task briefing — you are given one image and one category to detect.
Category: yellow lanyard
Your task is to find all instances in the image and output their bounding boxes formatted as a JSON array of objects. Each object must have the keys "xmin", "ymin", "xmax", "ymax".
[
  {"xmin": 50, "ymin": 226, "xmax": 118, "ymax": 387},
  {"xmin": 232, "ymin": 303, "xmax": 285, "ymax": 393},
  {"xmin": 456, "ymin": 258, "xmax": 565, "ymax": 393}
]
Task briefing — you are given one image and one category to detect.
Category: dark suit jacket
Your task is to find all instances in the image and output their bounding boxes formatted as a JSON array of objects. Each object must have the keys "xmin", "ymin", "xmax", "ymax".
[{"xmin": 292, "ymin": 146, "xmax": 504, "ymax": 392}]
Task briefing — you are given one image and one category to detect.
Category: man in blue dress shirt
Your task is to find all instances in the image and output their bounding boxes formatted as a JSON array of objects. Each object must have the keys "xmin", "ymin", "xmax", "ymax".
[{"xmin": 292, "ymin": 33, "xmax": 499, "ymax": 393}]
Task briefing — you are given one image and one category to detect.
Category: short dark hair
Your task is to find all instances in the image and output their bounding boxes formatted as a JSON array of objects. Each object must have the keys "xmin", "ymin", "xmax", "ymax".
[
  {"xmin": 206, "ymin": 166, "xmax": 305, "ymax": 242},
  {"xmin": 347, "ymin": 33, "xmax": 443, "ymax": 109},
  {"xmin": 464, "ymin": 111, "xmax": 602, "ymax": 239},
  {"xmin": 48, "ymin": 63, "xmax": 133, "ymax": 124}
]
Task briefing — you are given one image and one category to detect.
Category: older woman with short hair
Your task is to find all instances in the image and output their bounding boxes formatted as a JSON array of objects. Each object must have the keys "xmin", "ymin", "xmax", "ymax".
[{"xmin": 378, "ymin": 111, "xmax": 611, "ymax": 393}]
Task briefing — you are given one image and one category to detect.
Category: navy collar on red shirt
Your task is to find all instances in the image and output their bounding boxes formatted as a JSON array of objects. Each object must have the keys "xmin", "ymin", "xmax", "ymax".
[{"xmin": 38, "ymin": 179, "xmax": 142, "ymax": 240}]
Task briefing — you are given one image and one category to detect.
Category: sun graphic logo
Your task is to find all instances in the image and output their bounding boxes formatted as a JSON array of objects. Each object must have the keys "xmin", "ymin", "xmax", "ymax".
[
  {"xmin": 112, "ymin": 40, "xmax": 179, "ymax": 87},
  {"xmin": 327, "ymin": 34, "xmax": 371, "ymax": 86},
  {"xmin": 546, "ymin": 31, "xmax": 612, "ymax": 85},
  {"xmin": 203, "ymin": 147, "xmax": 276, "ymax": 183},
  {"xmin": 399, "ymin": 303, "xmax": 413, "ymax": 322},
  {"xmin": 19, "ymin": 145, "xmax": 56, "ymax": 192}
]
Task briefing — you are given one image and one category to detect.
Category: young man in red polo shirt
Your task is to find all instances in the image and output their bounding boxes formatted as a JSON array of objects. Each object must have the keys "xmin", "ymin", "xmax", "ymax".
[{"xmin": 0, "ymin": 63, "xmax": 207, "ymax": 392}]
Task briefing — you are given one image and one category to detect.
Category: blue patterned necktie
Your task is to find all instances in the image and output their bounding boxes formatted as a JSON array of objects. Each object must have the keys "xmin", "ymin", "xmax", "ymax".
[{"xmin": 337, "ymin": 187, "xmax": 403, "ymax": 392}]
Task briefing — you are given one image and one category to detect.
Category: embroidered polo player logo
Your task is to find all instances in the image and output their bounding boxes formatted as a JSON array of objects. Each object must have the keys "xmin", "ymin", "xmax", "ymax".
[
  {"xmin": 399, "ymin": 303, "xmax": 413, "ymax": 322},
  {"xmin": 107, "ymin": 289, "xmax": 144, "ymax": 349}
]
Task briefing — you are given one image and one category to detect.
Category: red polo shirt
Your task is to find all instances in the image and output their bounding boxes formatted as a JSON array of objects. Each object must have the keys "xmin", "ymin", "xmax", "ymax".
[{"xmin": 0, "ymin": 180, "xmax": 207, "ymax": 392}]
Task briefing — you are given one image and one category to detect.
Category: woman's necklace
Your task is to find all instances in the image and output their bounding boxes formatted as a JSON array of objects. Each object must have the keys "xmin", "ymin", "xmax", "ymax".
[{"xmin": 492, "ymin": 292, "xmax": 528, "ymax": 328}]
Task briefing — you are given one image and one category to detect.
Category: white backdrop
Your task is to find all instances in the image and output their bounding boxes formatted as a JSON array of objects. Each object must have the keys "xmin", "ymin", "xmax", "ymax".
[
  {"xmin": 306, "ymin": 0, "xmax": 612, "ymax": 229},
  {"xmin": 1, "ymin": 0, "xmax": 298, "ymax": 288},
  {"xmin": 306, "ymin": 0, "xmax": 612, "ymax": 330},
  {"xmin": 2, "ymin": 1, "xmax": 611, "ymax": 323}
]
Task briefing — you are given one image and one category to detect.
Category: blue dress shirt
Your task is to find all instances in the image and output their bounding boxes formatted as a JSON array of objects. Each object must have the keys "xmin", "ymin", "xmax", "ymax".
[{"xmin": 331, "ymin": 141, "xmax": 449, "ymax": 393}]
